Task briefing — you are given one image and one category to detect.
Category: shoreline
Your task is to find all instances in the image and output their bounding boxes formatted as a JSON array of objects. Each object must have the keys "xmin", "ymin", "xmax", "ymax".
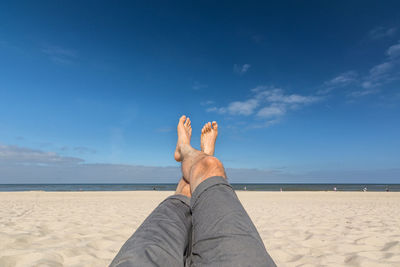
[{"xmin": 2, "ymin": 183, "xmax": 399, "ymax": 193}]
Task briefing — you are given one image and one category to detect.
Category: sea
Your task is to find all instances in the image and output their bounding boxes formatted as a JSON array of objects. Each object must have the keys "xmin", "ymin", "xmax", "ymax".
[{"xmin": 0, "ymin": 183, "xmax": 399, "ymax": 192}]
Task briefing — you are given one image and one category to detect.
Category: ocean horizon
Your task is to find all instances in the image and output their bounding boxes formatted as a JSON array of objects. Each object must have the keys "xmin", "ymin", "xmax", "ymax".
[{"xmin": 1, "ymin": 183, "xmax": 399, "ymax": 192}]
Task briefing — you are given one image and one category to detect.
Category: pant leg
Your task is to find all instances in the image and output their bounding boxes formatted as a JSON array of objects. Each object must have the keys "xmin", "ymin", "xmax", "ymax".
[
  {"xmin": 110, "ymin": 194, "xmax": 192, "ymax": 267},
  {"xmin": 189, "ymin": 176, "xmax": 276, "ymax": 267}
]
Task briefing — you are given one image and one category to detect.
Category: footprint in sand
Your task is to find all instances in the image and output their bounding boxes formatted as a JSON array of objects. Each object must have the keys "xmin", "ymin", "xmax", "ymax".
[{"xmin": 381, "ymin": 241, "xmax": 399, "ymax": 251}]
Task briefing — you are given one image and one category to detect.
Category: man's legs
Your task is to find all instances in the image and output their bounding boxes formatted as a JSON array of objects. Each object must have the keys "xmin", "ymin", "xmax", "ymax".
[
  {"xmin": 174, "ymin": 116, "xmax": 226, "ymax": 192},
  {"xmin": 189, "ymin": 176, "xmax": 276, "ymax": 267},
  {"xmin": 110, "ymin": 178, "xmax": 192, "ymax": 267},
  {"xmin": 110, "ymin": 117, "xmax": 219, "ymax": 267},
  {"xmin": 175, "ymin": 115, "xmax": 276, "ymax": 267}
]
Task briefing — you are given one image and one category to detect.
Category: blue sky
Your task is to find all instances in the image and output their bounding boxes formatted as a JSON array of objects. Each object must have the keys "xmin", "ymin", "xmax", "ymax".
[{"xmin": 0, "ymin": 1, "xmax": 399, "ymax": 183}]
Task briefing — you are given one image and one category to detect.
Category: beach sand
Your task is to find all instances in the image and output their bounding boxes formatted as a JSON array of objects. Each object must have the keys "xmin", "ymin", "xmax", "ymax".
[{"xmin": 0, "ymin": 191, "xmax": 399, "ymax": 267}]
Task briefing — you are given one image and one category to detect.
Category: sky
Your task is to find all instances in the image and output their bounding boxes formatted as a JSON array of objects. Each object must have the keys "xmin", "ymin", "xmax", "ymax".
[{"xmin": 0, "ymin": 1, "xmax": 399, "ymax": 183}]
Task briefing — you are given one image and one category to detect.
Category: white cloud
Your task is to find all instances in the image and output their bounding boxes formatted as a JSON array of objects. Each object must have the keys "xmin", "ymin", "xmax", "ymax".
[
  {"xmin": 360, "ymin": 42, "xmax": 400, "ymax": 90},
  {"xmin": 257, "ymin": 104, "xmax": 286, "ymax": 118},
  {"xmin": 326, "ymin": 71, "xmax": 358, "ymax": 86},
  {"xmin": 361, "ymin": 51, "xmax": 399, "ymax": 90},
  {"xmin": 361, "ymin": 81, "xmax": 374, "ymax": 89},
  {"xmin": 206, "ymin": 107, "xmax": 218, "ymax": 113},
  {"xmin": 369, "ymin": 61, "xmax": 394, "ymax": 77},
  {"xmin": 233, "ymin": 64, "xmax": 251, "ymax": 75},
  {"xmin": 319, "ymin": 71, "xmax": 358, "ymax": 94},
  {"xmin": 348, "ymin": 89, "xmax": 379, "ymax": 98},
  {"xmin": 207, "ymin": 86, "xmax": 321, "ymax": 125},
  {"xmin": 256, "ymin": 88, "xmax": 320, "ymax": 104},
  {"xmin": 387, "ymin": 43, "xmax": 400, "ymax": 59},
  {"xmin": 322, "ymin": 41, "xmax": 400, "ymax": 97},
  {"xmin": 206, "ymin": 98, "xmax": 259, "ymax": 116},
  {"xmin": 225, "ymin": 99, "xmax": 259, "ymax": 115},
  {"xmin": 253, "ymin": 87, "xmax": 321, "ymax": 105},
  {"xmin": 368, "ymin": 26, "xmax": 397, "ymax": 40}
]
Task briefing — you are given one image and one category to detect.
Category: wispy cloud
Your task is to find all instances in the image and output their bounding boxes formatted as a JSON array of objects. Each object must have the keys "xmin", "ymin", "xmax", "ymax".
[
  {"xmin": 41, "ymin": 45, "xmax": 77, "ymax": 65},
  {"xmin": 233, "ymin": 64, "xmax": 251, "ymax": 75},
  {"xmin": 387, "ymin": 43, "xmax": 400, "ymax": 59},
  {"xmin": 321, "ymin": 41, "xmax": 400, "ymax": 97},
  {"xmin": 0, "ymin": 144, "xmax": 83, "ymax": 165},
  {"xmin": 360, "ymin": 42, "xmax": 400, "ymax": 90},
  {"xmin": 318, "ymin": 71, "xmax": 358, "ymax": 94},
  {"xmin": 368, "ymin": 26, "xmax": 397, "ymax": 40},
  {"xmin": 200, "ymin": 100, "xmax": 215, "ymax": 106},
  {"xmin": 192, "ymin": 81, "xmax": 208, "ymax": 90},
  {"xmin": 207, "ymin": 86, "xmax": 321, "ymax": 126},
  {"xmin": 209, "ymin": 98, "xmax": 259, "ymax": 115},
  {"xmin": 362, "ymin": 63, "xmax": 393, "ymax": 89},
  {"xmin": 253, "ymin": 87, "xmax": 320, "ymax": 105},
  {"xmin": 257, "ymin": 104, "xmax": 286, "ymax": 118},
  {"xmin": 347, "ymin": 89, "xmax": 379, "ymax": 98}
]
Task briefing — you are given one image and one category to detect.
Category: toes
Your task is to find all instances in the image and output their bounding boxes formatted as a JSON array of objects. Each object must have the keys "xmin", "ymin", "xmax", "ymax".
[
  {"xmin": 201, "ymin": 126, "xmax": 205, "ymax": 134},
  {"xmin": 184, "ymin": 117, "xmax": 191, "ymax": 128},
  {"xmin": 188, "ymin": 118, "xmax": 191, "ymax": 127},
  {"xmin": 207, "ymin": 122, "xmax": 211, "ymax": 131},
  {"xmin": 212, "ymin": 121, "xmax": 218, "ymax": 130},
  {"xmin": 179, "ymin": 115, "xmax": 186, "ymax": 125}
]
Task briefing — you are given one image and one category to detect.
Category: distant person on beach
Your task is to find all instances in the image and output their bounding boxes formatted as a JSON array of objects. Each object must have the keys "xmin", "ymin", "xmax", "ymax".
[{"xmin": 110, "ymin": 115, "xmax": 276, "ymax": 267}]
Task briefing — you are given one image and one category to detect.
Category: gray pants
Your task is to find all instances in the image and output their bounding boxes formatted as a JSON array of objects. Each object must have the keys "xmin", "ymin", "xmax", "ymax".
[{"xmin": 110, "ymin": 176, "xmax": 276, "ymax": 267}]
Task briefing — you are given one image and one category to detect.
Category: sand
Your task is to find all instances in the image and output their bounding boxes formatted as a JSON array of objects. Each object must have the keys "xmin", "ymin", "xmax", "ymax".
[{"xmin": 0, "ymin": 191, "xmax": 399, "ymax": 267}]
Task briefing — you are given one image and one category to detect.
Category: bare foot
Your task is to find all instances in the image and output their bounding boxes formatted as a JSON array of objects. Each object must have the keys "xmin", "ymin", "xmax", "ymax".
[
  {"xmin": 200, "ymin": 121, "xmax": 218, "ymax": 156},
  {"xmin": 174, "ymin": 115, "xmax": 192, "ymax": 162},
  {"xmin": 175, "ymin": 177, "xmax": 191, "ymax": 197}
]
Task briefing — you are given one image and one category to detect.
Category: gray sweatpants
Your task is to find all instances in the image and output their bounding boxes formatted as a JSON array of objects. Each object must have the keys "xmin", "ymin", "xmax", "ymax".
[{"xmin": 110, "ymin": 176, "xmax": 276, "ymax": 267}]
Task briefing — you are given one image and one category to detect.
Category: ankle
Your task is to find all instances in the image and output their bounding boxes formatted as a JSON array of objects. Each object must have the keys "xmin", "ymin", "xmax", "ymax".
[{"xmin": 179, "ymin": 143, "xmax": 194, "ymax": 158}]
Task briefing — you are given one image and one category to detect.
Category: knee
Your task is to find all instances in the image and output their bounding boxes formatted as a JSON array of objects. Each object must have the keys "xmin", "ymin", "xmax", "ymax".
[
  {"xmin": 190, "ymin": 156, "xmax": 227, "ymax": 190},
  {"xmin": 197, "ymin": 156, "xmax": 225, "ymax": 176},
  {"xmin": 200, "ymin": 156, "xmax": 222, "ymax": 168}
]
